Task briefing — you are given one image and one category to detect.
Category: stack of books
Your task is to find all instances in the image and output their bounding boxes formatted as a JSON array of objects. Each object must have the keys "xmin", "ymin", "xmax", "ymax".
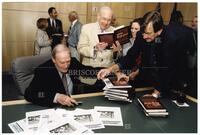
[
  {"xmin": 137, "ymin": 96, "xmax": 169, "ymax": 117},
  {"xmin": 103, "ymin": 78, "xmax": 134, "ymax": 103}
]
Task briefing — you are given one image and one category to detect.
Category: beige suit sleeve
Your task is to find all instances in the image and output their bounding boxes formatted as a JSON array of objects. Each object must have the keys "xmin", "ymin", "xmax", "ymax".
[{"xmin": 77, "ymin": 26, "xmax": 95, "ymax": 58}]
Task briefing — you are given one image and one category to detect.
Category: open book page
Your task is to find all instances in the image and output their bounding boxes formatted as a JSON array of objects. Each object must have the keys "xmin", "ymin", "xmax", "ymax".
[{"xmin": 94, "ymin": 106, "xmax": 123, "ymax": 126}]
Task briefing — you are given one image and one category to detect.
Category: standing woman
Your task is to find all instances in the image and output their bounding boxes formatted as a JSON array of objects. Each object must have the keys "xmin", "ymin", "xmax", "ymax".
[
  {"xmin": 34, "ymin": 18, "xmax": 52, "ymax": 55},
  {"xmin": 122, "ymin": 18, "xmax": 142, "ymax": 56},
  {"xmin": 114, "ymin": 18, "xmax": 142, "ymax": 62}
]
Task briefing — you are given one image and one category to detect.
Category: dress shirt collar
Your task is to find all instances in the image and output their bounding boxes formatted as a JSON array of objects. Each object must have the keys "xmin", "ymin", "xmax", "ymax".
[
  {"xmin": 50, "ymin": 18, "xmax": 56, "ymax": 27},
  {"xmin": 58, "ymin": 71, "xmax": 69, "ymax": 79},
  {"xmin": 96, "ymin": 22, "xmax": 110, "ymax": 33},
  {"xmin": 71, "ymin": 19, "xmax": 78, "ymax": 28}
]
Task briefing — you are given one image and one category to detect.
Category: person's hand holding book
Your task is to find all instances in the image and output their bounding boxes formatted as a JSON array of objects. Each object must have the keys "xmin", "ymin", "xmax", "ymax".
[
  {"xmin": 110, "ymin": 41, "xmax": 122, "ymax": 53},
  {"xmin": 97, "ymin": 68, "xmax": 112, "ymax": 80},
  {"xmin": 115, "ymin": 72, "xmax": 129, "ymax": 85},
  {"xmin": 128, "ymin": 69, "xmax": 139, "ymax": 80},
  {"xmin": 95, "ymin": 42, "xmax": 109, "ymax": 51}
]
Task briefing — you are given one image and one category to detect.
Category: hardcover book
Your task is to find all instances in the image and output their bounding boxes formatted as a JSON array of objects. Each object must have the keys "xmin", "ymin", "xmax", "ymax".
[
  {"xmin": 103, "ymin": 78, "xmax": 132, "ymax": 89},
  {"xmin": 102, "ymin": 78, "xmax": 134, "ymax": 103},
  {"xmin": 98, "ymin": 25, "xmax": 130, "ymax": 47},
  {"xmin": 137, "ymin": 96, "xmax": 167, "ymax": 113},
  {"xmin": 143, "ymin": 110, "xmax": 169, "ymax": 117}
]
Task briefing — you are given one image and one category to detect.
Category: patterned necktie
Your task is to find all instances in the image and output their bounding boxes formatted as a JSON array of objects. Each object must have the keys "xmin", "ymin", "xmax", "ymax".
[{"xmin": 62, "ymin": 73, "xmax": 69, "ymax": 96}]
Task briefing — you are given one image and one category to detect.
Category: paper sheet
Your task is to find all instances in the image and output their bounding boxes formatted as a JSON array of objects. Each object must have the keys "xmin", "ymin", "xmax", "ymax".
[
  {"xmin": 94, "ymin": 106, "xmax": 123, "ymax": 126},
  {"xmin": 8, "ymin": 118, "xmax": 27, "ymax": 133},
  {"xmin": 172, "ymin": 100, "xmax": 190, "ymax": 107},
  {"xmin": 73, "ymin": 109, "xmax": 105, "ymax": 130}
]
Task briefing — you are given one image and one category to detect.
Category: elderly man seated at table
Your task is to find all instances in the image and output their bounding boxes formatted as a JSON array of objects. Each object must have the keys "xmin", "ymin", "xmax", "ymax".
[{"xmin": 24, "ymin": 44, "xmax": 102, "ymax": 107}]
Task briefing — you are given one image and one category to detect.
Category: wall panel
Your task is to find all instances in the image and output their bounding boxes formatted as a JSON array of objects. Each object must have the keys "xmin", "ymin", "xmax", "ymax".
[
  {"xmin": 2, "ymin": 42, "xmax": 34, "ymax": 70},
  {"xmin": 111, "ymin": 3, "xmax": 136, "ymax": 18},
  {"xmin": 2, "ymin": 10, "xmax": 48, "ymax": 42},
  {"xmin": 2, "ymin": 2, "xmax": 57, "ymax": 12},
  {"xmin": 135, "ymin": 3, "xmax": 156, "ymax": 18},
  {"xmin": 2, "ymin": 2, "xmax": 197, "ymax": 71}
]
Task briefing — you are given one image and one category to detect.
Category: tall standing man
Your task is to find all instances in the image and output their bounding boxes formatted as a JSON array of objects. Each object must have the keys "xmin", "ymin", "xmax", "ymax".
[
  {"xmin": 46, "ymin": 7, "xmax": 63, "ymax": 38},
  {"xmin": 77, "ymin": 6, "xmax": 120, "ymax": 85},
  {"xmin": 98, "ymin": 11, "xmax": 190, "ymax": 98},
  {"xmin": 67, "ymin": 11, "xmax": 82, "ymax": 61}
]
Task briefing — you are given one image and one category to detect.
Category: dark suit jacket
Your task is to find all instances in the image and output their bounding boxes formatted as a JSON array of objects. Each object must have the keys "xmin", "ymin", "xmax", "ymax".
[
  {"xmin": 46, "ymin": 18, "xmax": 63, "ymax": 38},
  {"xmin": 118, "ymin": 24, "xmax": 191, "ymax": 96},
  {"xmin": 24, "ymin": 58, "xmax": 101, "ymax": 107}
]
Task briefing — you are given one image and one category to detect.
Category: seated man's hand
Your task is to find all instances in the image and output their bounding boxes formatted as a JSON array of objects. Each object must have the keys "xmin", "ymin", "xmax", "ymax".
[
  {"xmin": 115, "ymin": 72, "xmax": 129, "ymax": 85},
  {"xmin": 97, "ymin": 68, "xmax": 111, "ymax": 80},
  {"xmin": 57, "ymin": 94, "xmax": 77, "ymax": 106},
  {"xmin": 96, "ymin": 42, "xmax": 108, "ymax": 51},
  {"xmin": 128, "ymin": 69, "xmax": 139, "ymax": 80}
]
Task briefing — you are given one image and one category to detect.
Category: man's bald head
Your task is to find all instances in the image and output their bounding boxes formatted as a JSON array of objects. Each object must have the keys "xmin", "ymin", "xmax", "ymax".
[
  {"xmin": 97, "ymin": 6, "xmax": 113, "ymax": 30},
  {"xmin": 52, "ymin": 44, "xmax": 71, "ymax": 59},
  {"xmin": 99, "ymin": 6, "xmax": 113, "ymax": 17},
  {"xmin": 52, "ymin": 44, "xmax": 71, "ymax": 73}
]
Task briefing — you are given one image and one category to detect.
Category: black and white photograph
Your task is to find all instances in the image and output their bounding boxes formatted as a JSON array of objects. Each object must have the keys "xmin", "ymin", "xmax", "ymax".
[
  {"xmin": 98, "ymin": 111, "xmax": 114, "ymax": 119},
  {"xmin": 50, "ymin": 123, "xmax": 76, "ymax": 133},
  {"xmin": 74, "ymin": 114, "xmax": 93, "ymax": 123},
  {"xmin": 27, "ymin": 115, "xmax": 40, "ymax": 125},
  {"xmin": 95, "ymin": 106, "xmax": 123, "ymax": 126}
]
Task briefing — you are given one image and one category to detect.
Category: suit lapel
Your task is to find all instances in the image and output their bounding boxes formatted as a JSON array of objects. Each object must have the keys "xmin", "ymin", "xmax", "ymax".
[
  {"xmin": 69, "ymin": 21, "xmax": 79, "ymax": 34},
  {"xmin": 50, "ymin": 63, "xmax": 66, "ymax": 94}
]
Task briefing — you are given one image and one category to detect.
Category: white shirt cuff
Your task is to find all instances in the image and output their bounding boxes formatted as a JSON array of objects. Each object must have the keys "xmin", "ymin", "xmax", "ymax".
[{"xmin": 53, "ymin": 93, "xmax": 60, "ymax": 103}]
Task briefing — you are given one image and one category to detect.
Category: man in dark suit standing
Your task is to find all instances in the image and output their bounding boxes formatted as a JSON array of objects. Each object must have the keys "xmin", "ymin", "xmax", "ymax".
[
  {"xmin": 46, "ymin": 7, "xmax": 63, "ymax": 38},
  {"xmin": 24, "ymin": 44, "xmax": 102, "ymax": 107},
  {"xmin": 98, "ymin": 11, "xmax": 191, "ymax": 99},
  {"xmin": 67, "ymin": 11, "xmax": 82, "ymax": 61}
]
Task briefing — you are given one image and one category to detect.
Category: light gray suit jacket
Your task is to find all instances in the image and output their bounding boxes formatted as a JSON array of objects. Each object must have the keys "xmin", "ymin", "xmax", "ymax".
[
  {"xmin": 67, "ymin": 20, "xmax": 82, "ymax": 48},
  {"xmin": 34, "ymin": 29, "xmax": 52, "ymax": 55}
]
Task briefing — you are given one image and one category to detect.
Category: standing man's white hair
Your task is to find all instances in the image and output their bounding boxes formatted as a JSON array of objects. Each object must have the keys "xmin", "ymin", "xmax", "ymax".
[{"xmin": 99, "ymin": 6, "xmax": 113, "ymax": 16}]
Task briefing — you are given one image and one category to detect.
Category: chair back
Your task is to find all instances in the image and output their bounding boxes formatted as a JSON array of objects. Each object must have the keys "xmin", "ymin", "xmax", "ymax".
[{"xmin": 11, "ymin": 54, "xmax": 51, "ymax": 95}]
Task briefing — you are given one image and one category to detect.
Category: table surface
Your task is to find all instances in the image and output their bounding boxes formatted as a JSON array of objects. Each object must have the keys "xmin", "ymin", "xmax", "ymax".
[{"xmin": 2, "ymin": 88, "xmax": 197, "ymax": 133}]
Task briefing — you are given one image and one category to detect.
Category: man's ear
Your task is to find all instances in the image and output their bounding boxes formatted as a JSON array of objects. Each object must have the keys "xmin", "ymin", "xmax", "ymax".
[{"xmin": 52, "ymin": 57, "xmax": 56, "ymax": 64}]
